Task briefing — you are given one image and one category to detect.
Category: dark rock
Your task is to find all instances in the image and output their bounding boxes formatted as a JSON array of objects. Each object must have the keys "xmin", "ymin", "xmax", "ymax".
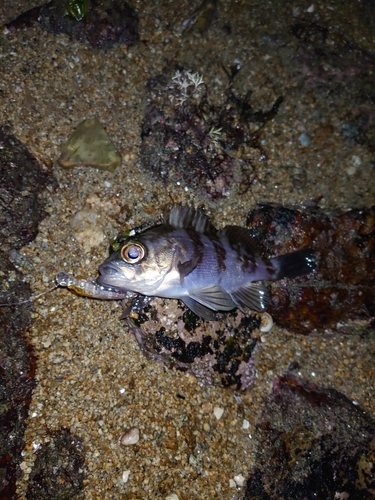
[
  {"xmin": 140, "ymin": 70, "xmax": 283, "ymax": 200},
  {"xmin": 0, "ymin": 128, "xmax": 56, "ymax": 498},
  {"xmin": 244, "ymin": 375, "xmax": 375, "ymax": 499},
  {"xmin": 0, "ymin": 127, "xmax": 55, "ymax": 252},
  {"xmin": 6, "ymin": 0, "xmax": 139, "ymax": 50},
  {"xmin": 26, "ymin": 428, "xmax": 85, "ymax": 500},
  {"xmin": 126, "ymin": 298, "xmax": 262, "ymax": 390},
  {"xmin": 0, "ymin": 254, "xmax": 36, "ymax": 500},
  {"xmin": 246, "ymin": 204, "xmax": 375, "ymax": 333}
]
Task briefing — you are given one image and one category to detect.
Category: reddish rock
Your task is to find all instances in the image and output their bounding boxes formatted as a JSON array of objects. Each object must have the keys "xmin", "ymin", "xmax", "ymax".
[
  {"xmin": 245, "ymin": 375, "xmax": 375, "ymax": 499},
  {"xmin": 246, "ymin": 204, "xmax": 375, "ymax": 333}
]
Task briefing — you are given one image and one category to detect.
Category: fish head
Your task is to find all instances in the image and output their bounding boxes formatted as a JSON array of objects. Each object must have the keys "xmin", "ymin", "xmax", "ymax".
[{"xmin": 97, "ymin": 228, "xmax": 178, "ymax": 295}]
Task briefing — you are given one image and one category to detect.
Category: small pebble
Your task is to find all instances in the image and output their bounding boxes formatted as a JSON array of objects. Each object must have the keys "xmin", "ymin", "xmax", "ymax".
[
  {"xmin": 69, "ymin": 209, "xmax": 105, "ymax": 251},
  {"xmin": 242, "ymin": 419, "xmax": 250, "ymax": 429},
  {"xmin": 233, "ymin": 474, "xmax": 246, "ymax": 487},
  {"xmin": 213, "ymin": 407, "xmax": 224, "ymax": 420},
  {"xmin": 351, "ymin": 155, "xmax": 361, "ymax": 167},
  {"xmin": 165, "ymin": 495, "xmax": 179, "ymax": 500},
  {"xmin": 122, "ymin": 470, "xmax": 130, "ymax": 483},
  {"xmin": 298, "ymin": 133, "xmax": 311, "ymax": 147},
  {"xmin": 119, "ymin": 427, "xmax": 139, "ymax": 446}
]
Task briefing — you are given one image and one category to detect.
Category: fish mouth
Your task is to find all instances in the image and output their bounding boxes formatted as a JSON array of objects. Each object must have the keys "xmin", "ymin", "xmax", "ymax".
[{"xmin": 97, "ymin": 263, "xmax": 128, "ymax": 289}]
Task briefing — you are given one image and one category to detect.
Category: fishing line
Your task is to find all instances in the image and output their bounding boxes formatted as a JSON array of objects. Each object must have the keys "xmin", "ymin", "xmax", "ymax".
[{"xmin": 0, "ymin": 282, "xmax": 60, "ymax": 307}]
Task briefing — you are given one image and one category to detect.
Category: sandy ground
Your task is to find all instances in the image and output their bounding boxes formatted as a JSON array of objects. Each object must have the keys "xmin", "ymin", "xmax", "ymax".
[{"xmin": 0, "ymin": 0, "xmax": 374, "ymax": 498}]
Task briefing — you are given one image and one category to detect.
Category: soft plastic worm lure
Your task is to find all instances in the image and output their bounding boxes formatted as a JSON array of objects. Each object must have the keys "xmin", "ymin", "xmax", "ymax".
[
  {"xmin": 0, "ymin": 272, "xmax": 131, "ymax": 308},
  {"xmin": 55, "ymin": 272, "xmax": 131, "ymax": 300}
]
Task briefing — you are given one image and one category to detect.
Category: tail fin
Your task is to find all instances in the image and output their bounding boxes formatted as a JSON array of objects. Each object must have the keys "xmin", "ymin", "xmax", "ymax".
[{"xmin": 271, "ymin": 248, "xmax": 315, "ymax": 280}]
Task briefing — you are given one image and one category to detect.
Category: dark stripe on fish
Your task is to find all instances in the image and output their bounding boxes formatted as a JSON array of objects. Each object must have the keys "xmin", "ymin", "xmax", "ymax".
[{"xmin": 212, "ymin": 235, "xmax": 227, "ymax": 272}]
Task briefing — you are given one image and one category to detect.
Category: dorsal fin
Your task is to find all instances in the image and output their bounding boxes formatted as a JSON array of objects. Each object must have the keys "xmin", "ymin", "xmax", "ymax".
[
  {"xmin": 164, "ymin": 205, "xmax": 217, "ymax": 234},
  {"xmin": 217, "ymin": 226, "xmax": 261, "ymax": 255}
]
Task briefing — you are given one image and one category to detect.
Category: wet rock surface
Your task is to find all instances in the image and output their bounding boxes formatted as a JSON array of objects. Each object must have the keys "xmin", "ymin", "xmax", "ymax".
[
  {"xmin": 0, "ymin": 255, "xmax": 35, "ymax": 500},
  {"xmin": 245, "ymin": 375, "xmax": 375, "ymax": 499},
  {"xmin": 126, "ymin": 299, "xmax": 263, "ymax": 390},
  {"xmin": 25, "ymin": 428, "xmax": 85, "ymax": 500},
  {"xmin": 0, "ymin": 130, "xmax": 55, "ymax": 498},
  {"xmin": 6, "ymin": 0, "xmax": 139, "ymax": 49},
  {"xmin": 0, "ymin": 127, "xmax": 55, "ymax": 252},
  {"xmin": 247, "ymin": 204, "xmax": 375, "ymax": 333}
]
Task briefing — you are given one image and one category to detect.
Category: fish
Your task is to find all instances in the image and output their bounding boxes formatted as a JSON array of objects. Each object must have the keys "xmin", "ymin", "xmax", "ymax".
[{"xmin": 97, "ymin": 205, "xmax": 315, "ymax": 320}]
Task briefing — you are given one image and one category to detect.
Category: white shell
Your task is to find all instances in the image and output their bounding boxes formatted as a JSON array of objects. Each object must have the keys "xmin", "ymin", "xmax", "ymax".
[{"xmin": 260, "ymin": 312, "xmax": 273, "ymax": 333}]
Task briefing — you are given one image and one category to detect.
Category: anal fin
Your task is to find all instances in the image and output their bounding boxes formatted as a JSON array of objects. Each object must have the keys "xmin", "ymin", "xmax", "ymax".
[{"xmin": 230, "ymin": 283, "xmax": 270, "ymax": 312}]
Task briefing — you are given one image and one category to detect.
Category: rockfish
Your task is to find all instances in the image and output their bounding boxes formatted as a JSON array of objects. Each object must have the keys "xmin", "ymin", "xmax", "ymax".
[{"xmin": 97, "ymin": 206, "xmax": 315, "ymax": 320}]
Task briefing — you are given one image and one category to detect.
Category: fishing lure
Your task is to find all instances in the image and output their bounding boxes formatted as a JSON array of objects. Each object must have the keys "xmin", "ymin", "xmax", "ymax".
[
  {"xmin": 0, "ymin": 273, "xmax": 130, "ymax": 307},
  {"xmin": 54, "ymin": 272, "xmax": 131, "ymax": 300}
]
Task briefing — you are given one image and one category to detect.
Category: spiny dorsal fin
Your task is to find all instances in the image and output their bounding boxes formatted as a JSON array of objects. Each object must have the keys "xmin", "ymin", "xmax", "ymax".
[
  {"xmin": 218, "ymin": 226, "xmax": 261, "ymax": 255},
  {"xmin": 164, "ymin": 205, "xmax": 217, "ymax": 234}
]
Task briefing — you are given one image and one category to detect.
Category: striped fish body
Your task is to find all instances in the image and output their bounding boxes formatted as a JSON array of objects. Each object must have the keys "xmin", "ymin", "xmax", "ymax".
[{"xmin": 97, "ymin": 206, "xmax": 315, "ymax": 320}]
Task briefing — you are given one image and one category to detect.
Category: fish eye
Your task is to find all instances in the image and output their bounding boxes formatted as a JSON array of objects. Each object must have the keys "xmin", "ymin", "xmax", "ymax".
[{"xmin": 120, "ymin": 242, "xmax": 145, "ymax": 263}]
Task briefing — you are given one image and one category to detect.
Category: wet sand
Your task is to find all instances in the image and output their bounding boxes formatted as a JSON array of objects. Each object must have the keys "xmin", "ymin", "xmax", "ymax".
[{"xmin": 0, "ymin": 1, "xmax": 374, "ymax": 498}]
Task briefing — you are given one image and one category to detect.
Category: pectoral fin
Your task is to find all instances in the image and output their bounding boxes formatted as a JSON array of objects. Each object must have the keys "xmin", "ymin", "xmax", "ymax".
[
  {"xmin": 230, "ymin": 283, "xmax": 270, "ymax": 312},
  {"xmin": 177, "ymin": 256, "xmax": 200, "ymax": 280}
]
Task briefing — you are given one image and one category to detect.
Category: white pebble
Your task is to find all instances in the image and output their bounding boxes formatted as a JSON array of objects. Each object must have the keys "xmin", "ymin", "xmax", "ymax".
[
  {"xmin": 351, "ymin": 155, "xmax": 361, "ymax": 167},
  {"xmin": 242, "ymin": 419, "xmax": 250, "ymax": 429},
  {"xmin": 234, "ymin": 474, "xmax": 246, "ymax": 487},
  {"xmin": 119, "ymin": 427, "xmax": 140, "ymax": 446},
  {"xmin": 213, "ymin": 406, "xmax": 224, "ymax": 420},
  {"xmin": 165, "ymin": 495, "xmax": 179, "ymax": 500},
  {"xmin": 122, "ymin": 470, "xmax": 130, "ymax": 483},
  {"xmin": 260, "ymin": 312, "xmax": 273, "ymax": 332}
]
